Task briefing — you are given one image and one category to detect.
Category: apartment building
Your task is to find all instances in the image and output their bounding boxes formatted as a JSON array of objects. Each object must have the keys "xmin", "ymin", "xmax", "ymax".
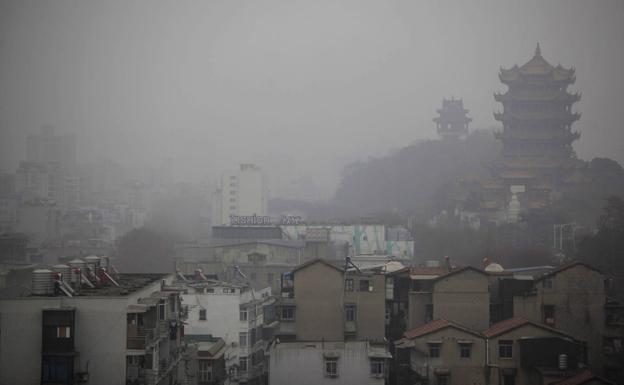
[
  {"xmin": 387, "ymin": 262, "xmax": 490, "ymax": 340},
  {"xmin": 266, "ymin": 259, "xmax": 391, "ymax": 385},
  {"xmin": 0, "ymin": 259, "xmax": 185, "ymax": 385},
  {"xmin": 394, "ymin": 319, "xmax": 486, "ymax": 385},
  {"xmin": 177, "ymin": 273, "xmax": 272, "ymax": 385},
  {"xmin": 489, "ymin": 262, "xmax": 621, "ymax": 381},
  {"xmin": 395, "ymin": 317, "xmax": 590, "ymax": 385},
  {"xmin": 212, "ymin": 164, "xmax": 269, "ymax": 226}
]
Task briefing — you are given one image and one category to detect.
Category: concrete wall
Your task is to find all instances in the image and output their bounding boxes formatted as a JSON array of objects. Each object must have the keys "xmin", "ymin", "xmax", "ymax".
[
  {"xmin": 294, "ymin": 262, "xmax": 344, "ymax": 341},
  {"xmin": 344, "ymin": 273, "xmax": 386, "ymax": 341},
  {"xmin": 408, "ymin": 291, "xmax": 433, "ymax": 329},
  {"xmin": 269, "ymin": 341, "xmax": 385, "ymax": 385},
  {"xmin": 182, "ymin": 287, "xmax": 240, "ymax": 345},
  {"xmin": 512, "ymin": 265, "xmax": 605, "ymax": 370},
  {"xmin": 408, "ymin": 327, "xmax": 486, "ymax": 385},
  {"xmin": 433, "ymin": 269, "xmax": 490, "ymax": 331},
  {"xmin": 0, "ymin": 297, "xmax": 130, "ymax": 385}
]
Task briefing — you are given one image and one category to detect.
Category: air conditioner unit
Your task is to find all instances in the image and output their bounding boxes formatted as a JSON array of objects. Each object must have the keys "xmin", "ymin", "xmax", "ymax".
[{"xmin": 545, "ymin": 317, "xmax": 555, "ymax": 325}]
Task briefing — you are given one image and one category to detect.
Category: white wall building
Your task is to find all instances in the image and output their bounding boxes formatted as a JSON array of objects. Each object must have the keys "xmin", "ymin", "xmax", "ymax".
[
  {"xmin": 179, "ymin": 276, "xmax": 272, "ymax": 384},
  {"xmin": 212, "ymin": 164, "xmax": 269, "ymax": 226},
  {"xmin": 0, "ymin": 270, "xmax": 185, "ymax": 385}
]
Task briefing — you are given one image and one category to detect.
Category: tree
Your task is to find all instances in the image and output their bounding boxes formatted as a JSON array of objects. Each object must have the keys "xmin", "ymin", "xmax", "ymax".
[
  {"xmin": 115, "ymin": 227, "xmax": 179, "ymax": 273},
  {"xmin": 577, "ymin": 196, "xmax": 624, "ymax": 299}
]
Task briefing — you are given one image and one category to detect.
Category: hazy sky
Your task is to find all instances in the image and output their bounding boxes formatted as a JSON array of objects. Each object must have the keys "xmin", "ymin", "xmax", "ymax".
[{"xmin": 1, "ymin": 0, "xmax": 623, "ymax": 197}]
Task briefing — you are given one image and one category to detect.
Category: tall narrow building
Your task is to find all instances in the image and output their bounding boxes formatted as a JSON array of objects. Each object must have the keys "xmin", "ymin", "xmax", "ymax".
[
  {"xmin": 480, "ymin": 44, "xmax": 581, "ymax": 221},
  {"xmin": 211, "ymin": 164, "xmax": 269, "ymax": 226},
  {"xmin": 433, "ymin": 98, "xmax": 472, "ymax": 140}
]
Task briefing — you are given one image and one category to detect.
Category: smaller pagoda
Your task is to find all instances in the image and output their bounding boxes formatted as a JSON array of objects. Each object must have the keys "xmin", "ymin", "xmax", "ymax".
[{"xmin": 434, "ymin": 98, "xmax": 472, "ymax": 140}]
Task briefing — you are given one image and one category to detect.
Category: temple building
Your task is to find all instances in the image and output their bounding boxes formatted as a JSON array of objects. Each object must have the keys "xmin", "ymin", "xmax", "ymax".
[
  {"xmin": 477, "ymin": 44, "xmax": 582, "ymax": 222},
  {"xmin": 433, "ymin": 98, "xmax": 472, "ymax": 140}
]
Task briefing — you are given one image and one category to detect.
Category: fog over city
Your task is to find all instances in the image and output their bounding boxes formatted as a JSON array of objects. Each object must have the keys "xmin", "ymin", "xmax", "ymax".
[
  {"xmin": 1, "ymin": 0, "xmax": 623, "ymax": 197},
  {"xmin": 2, "ymin": 2, "xmax": 624, "ymax": 385}
]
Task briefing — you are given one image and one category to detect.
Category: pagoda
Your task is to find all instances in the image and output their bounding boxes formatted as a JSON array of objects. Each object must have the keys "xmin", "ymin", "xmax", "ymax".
[
  {"xmin": 482, "ymin": 44, "xmax": 582, "ymax": 221},
  {"xmin": 434, "ymin": 98, "xmax": 472, "ymax": 140}
]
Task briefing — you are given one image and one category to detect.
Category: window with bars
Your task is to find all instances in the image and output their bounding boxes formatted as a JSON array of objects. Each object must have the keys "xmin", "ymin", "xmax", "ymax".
[
  {"xmin": 198, "ymin": 360, "xmax": 212, "ymax": 383},
  {"xmin": 428, "ymin": 343, "xmax": 441, "ymax": 358},
  {"xmin": 499, "ymin": 340, "xmax": 513, "ymax": 359},
  {"xmin": 239, "ymin": 356, "xmax": 248, "ymax": 372},
  {"xmin": 370, "ymin": 358, "xmax": 385, "ymax": 377},
  {"xmin": 281, "ymin": 306, "xmax": 295, "ymax": 321},
  {"xmin": 324, "ymin": 358, "xmax": 338, "ymax": 377},
  {"xmin": 239, "ymin": 332, "xmax": 248, "ymax": 347}
]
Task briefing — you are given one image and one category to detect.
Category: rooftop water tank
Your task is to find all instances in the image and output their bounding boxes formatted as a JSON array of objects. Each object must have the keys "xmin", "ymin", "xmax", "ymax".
[
  {"xmin": 32, "ymin": 269, "xmax": 54, "ymax": 296},
  {"xmin": 68, "ymin": 259, "xmax": 86, "ymax": 268},
  {"xmin": 52, "ymin": 264, "xmax": 71, "ymax": 282}
]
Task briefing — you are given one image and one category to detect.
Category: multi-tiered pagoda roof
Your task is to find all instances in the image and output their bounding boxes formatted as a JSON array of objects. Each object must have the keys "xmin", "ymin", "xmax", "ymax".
[
  {"xmin": 476, "ymin": 44, "xmax": 584, "ymax": 219},
  {"xmin": 433, "ymin": 98, "xmax": 472, "ymax": 139}
]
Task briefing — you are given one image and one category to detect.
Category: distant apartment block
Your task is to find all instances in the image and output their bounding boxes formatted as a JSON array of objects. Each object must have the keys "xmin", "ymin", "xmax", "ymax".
[{"xmin": 212, "ymin": 164, "xmax": 269, "ymax": 226}]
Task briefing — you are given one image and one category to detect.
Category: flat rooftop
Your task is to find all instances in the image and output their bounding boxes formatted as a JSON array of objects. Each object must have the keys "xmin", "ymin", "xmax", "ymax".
[{"xmin": 24, "ymin": 273, "xmax": 169, "ymax": 298}]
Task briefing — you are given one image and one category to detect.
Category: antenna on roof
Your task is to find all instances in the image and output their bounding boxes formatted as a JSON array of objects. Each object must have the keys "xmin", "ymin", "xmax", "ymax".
[{"xmin": 535, "ymin": 42, "xmax": 541, "ymax": 57}]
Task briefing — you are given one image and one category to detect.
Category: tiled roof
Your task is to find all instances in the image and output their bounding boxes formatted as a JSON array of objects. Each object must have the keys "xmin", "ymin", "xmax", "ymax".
[
  {"xmin": 404, "ymin": 319, "xmax": 452, "ymax": 339},
  {"xmin": 403, "ymin": 319, "xmax": 481, "ymax": 340},
  {"xmin": 483, "ymin": 317, "xmax": 529, "ymax": 338},
  {"xmin": 550, "ymin": 370, "xmax": 615, "ymax": 385},
  {"xmin": 483, "ymin": 317, "xmax": 575, "ymax": 339}
]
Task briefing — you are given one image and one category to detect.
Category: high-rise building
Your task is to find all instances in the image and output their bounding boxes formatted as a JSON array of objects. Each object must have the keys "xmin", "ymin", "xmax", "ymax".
[
  {"xmin": 212, "ymin": 164, "xmax": 269, "ymax": 226},
  {"xmin": 433, "ymin": 98, "xmax": 472, "ymax": 140}
]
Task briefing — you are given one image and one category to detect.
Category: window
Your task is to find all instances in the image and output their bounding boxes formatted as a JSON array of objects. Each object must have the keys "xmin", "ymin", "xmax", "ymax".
[
  {"xmin": 205, "ymin": 288, "xmax": 214, "ymax": 294},
  {"xmin": 359, "ymin": 279, "xmax": 371, "ymax": 292},
  {"xmin": 229, "ymin": 205, "xmax": 236, "ymax": 210},
  {"xmin": 223, "ymin": 288, "xmax": 235, "ymax": 294},
  {"xmin": 437, "ymin": 375, "xmax": 449, "ymax": 385},
  {"xmin": 199, "ymin": 309, "xmax": 207, "ymax": 321},
  {"xmin": 459, "ymin": 343, "xmax": 472, "ymax": 358},
  {"xmin": 56, "ymin": 326, "xmax": 71, "ymax": 338},
  {"xmin": 345, "ymin": 305, "xmax": 356, "ymax": 322},
  {"xmin": 425, "ymin": 304, "xmax": 434, "ymax": 323},
  {"xmin": 324, "ymin": 357, "xmax": 338, "ymax": 377},
  {"xmin": 239, "ymin": 332, "xmax": 248, "ymax": 347},
  {"xmin": 543, "ymin": 305, "xmax": 555, "ymax": 326},
  {"xmin": 370, "ymin": 358, "xmax": 385, "ymax": 377},
  {"xmin": 229, "ymin": 198, "xmax": 236, "ymax": 203},
  {"xmin": 240, "ymin": 309, "xmax": 248, "ymax": 322},
  {"xmin": 239, "ymin": 356, "xmax": 248, "ymax": 372},
  {"xmin": 198, "ymin": 360, "xmax": 212, "ymax": 383},
  {"xmin": 345, "ymin": 278, "xmax": 354, "ymax": 292},
  {"xmin": 543, "ymin": 279, "xmax": 553, "ymax": 289},
  {"xmin": 281, "ymin": 306, "xmax": 295, "ymax": 321},
  {"xmin": 499, "ymin": 340, "xmax": 513, "ymax": 359},
  {"xmin": 229, "ymin": 190, "xmax": 236, "ymax": 195},
  {"xmin": 428, "ymin": 343, "xmax": 441, "ymax": 358},
  {"xmin": 158, "ymin": 302, "xmax": 165, "ymax": 320}
]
